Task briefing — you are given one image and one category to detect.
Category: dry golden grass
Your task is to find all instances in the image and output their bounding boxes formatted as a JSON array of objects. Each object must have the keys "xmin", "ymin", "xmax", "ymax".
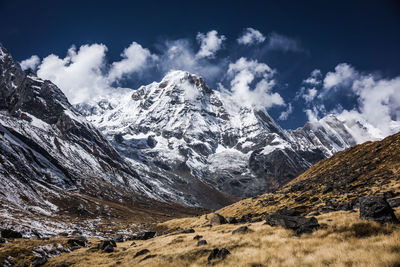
[{"xmin": 0, "ymin": 208, "xmax": 391, "ymax": 266}]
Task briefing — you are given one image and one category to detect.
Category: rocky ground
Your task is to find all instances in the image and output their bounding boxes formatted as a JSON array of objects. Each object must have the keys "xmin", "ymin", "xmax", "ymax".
[{"xmin": 0, "ymin": 203, "xmax": 399, "ymax": 266}]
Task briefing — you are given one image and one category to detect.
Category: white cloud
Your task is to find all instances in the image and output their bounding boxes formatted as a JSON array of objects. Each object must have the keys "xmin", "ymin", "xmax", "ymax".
[
  {"xmin": 323, "ymin": 63, "xmax": 357, "ymax": 90},
  {"xmin": 227, "ymin": 57, "xmax": 284, "ymax": 110},
  {"xmin": 303, "ymin": 63, "xmax": 400, "ymax": 138},
  {"xmin": 303, "ymin": 88, "xmax": 318, "ymax": 103},
  {"xmin": 20, "ymin": 55, "xmax": 40, "ymax": 71},
  {"xmin": 279, "ymin": 103, "xmax": 293, "ymax": 120},
  {"xmin": 108, "ymin": 42, "xmax": 157, "ymax": 82},
  {"xmin": 37, "ymin": 44, "xmax": 110, "ymax": 104},
  {"xmin": 267, "ymin": 33, "xmax": 301, "ymax": 52},
  {"xmin": 157, "ymin": 39, "xmax": 225, "ymax": 82},
  {"xmin": 196, "ymin": 30, "xmax": 226, "ymax": 59},
  {"xmin": 237, "ymin": 28, "xmax": 266, "ymax": 45}
]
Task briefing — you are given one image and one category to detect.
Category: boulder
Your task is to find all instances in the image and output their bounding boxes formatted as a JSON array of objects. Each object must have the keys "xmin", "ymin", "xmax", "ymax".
[
  {"xmin": 32, "ymin": 255, "xmax": 47, "ymax": 267},
  {"xmin": 67, "ymin": 236, "xmax": 89, "ymax": 247},
  {"xmin": 197, "ymin": 240, "xmax": 207, "ymax": 246},
  {"xmin": 193, "ymin": 235, "xmax": 203, "ymax": 240},
  {"xmin": 103, "ymin": 244, "xmax": 114, "ymax": 253},
  {"xmin": 99, "ymin": 240, "xmax": 117, "ymax": 251},
  {"xmin": 226, "ymin": 217, "xmax": 238, "ymax": 224},
  {"xmin": 210, "ymin": 213, "xmax": 227, "ymax": 225},
  {"xmin": 232, "ymin": 226, "xmax": 248, "ymax": 234},
  {"xmin": 1, "ymin": 229, "xmax": 22, "ymax": 239},
  {"xmin": 114, "ymin": 234, "xmax": 124, "ymax": 242},
  {"xmin": 181, "ymin": 228, "xmax": 195, "ymax": 234},
  {"xmin": 265, "ymin": 213, "xmax": 319, "ymax": 235},
  {"xmin": 134, "ymin": 249, "xmax": 150, "ymax": 258},
  {"xmin": 388, "ymin": 198, "xmax": 400, "ymax": 208},
  {"xmin": 131, "ymin": 231, "xmax": 156, "ymax": 240},
  {"xmin": 359, "ymin": 196, "xmax": 399, "ymax": 224},
  {"xmin": 207, "ymin": 248, "xmax": 230, "ymax": 263}
]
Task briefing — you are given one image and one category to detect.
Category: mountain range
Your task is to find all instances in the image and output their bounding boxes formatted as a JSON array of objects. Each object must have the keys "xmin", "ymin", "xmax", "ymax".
[{"xmin": 0, "ymin": 42, "xmax": 385, "ymax": 233}]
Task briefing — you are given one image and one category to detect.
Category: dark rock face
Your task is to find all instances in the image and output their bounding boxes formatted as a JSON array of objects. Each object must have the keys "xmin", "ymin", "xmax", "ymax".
[
  {"xmin": 265, "ymin": 213, "xmax": 320, "ymax": 235},
  {"xmin": 359, "ymin": 196, "xmax": 399, "ymax": 224},
  {"xmin": 131, "ymin": 231, "xmax": 156, "ymax": 240},
  {"xmin": 207, "ymin": 248, "xmax": 230, "ymax": 263},
  {"xmin": 210, "ymin": 213, "xmax": 227, "ymax": 225},
  {"xmin": 134, "ymin": 249, "xmax": 150, "ymax": 258},
  {"xmin": 232, "ymin": 226, "xmax": 248, "ymax": 234},
  {"xmin": 1, "ymin": 229, "xmax": 22, "ymax": 239}
]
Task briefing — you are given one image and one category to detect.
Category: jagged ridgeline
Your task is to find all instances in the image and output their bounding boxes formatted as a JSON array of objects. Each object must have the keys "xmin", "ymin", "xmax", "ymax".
[{"xmin": 0, "ymin": 42, "xmax": 383, "ymax": 219}]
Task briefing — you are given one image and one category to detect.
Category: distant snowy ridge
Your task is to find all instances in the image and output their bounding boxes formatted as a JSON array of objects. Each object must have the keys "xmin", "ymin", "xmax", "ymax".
[{"xmin": 76, "ymin": 70, "xmax": 382, "ymax": 200}]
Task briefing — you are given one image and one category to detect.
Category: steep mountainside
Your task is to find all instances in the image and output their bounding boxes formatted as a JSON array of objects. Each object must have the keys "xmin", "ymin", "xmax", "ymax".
[
  {"xmin": 77, "ymin": 70, "xmax": 381, "ymax": 200},
  {"xmin": 219, "ymin": 131, "xmax": 400, "ymax": 218},
  {"xmin": 0, "ymin": 43, "xmax": 216, "ymax": 235}
]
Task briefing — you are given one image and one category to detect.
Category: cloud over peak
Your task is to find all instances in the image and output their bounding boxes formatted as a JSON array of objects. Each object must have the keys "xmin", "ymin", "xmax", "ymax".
[{"xmin": 196, "ymin": 30, "xmax": 226, "ymax": 59}]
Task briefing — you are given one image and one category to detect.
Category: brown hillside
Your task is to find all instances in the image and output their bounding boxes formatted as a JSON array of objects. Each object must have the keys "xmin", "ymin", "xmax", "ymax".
[{"xmin": 218, "ymin": 131, "xmax": 400, "ymax": 218}]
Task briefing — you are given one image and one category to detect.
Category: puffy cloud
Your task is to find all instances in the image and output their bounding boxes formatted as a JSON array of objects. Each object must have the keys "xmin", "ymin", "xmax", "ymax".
[
  {"xmin": 20, "ymin": 55, "xmax": 40, "ymax": 71},
  {"xmin": 323, "ymin": 63, "xmax": 358, "ymax": 90},
  {"xmin": 37, "ymin": 44, "xmax": 110, "ymax": 104},
  {"xmin": 278, "ymin": 103, "xmax": 293, "ymax": 120},
  {"xmin": 227, "ymin": 57, "xmax": 284, "ymax": 110},
  {"xmin": 196, "ymin": 30, "xmax": 226, "ymax": 59},
  {"xmin": 237, "ymin": 28, "xmax": 266, "ymax": 45},
  {"xmin": 301, "ymin": 63, "xmax": 400, "ymax": 137},
  {"xmin": 108, "ymin": 42, "xmax": 157, "ymax": 82},
  {"xmin": 267, "ymin": 33, "xmax": 301, "ymax": 52}
]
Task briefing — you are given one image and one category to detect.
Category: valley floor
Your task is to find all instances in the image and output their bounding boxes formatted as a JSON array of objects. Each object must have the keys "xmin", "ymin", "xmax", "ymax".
[{"xmin": 1, "ymin": 208, "xmax": 399, "ymax": 266}]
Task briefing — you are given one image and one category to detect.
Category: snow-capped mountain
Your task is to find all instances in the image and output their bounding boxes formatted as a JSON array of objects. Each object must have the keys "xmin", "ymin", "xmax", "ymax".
[
  {"xmin": 0, "ymin": 41, "xmax": 234, "ymax": 231},
  {"xmin": 0, "ymin": 42, "xmax": 384, "ymax": 219},
  {"xmin": 78, "ymin": 70, "xmax": 375, "ymax": 200}
]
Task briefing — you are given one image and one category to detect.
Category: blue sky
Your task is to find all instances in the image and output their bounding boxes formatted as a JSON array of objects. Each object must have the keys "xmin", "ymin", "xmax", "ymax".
[{"xmin": 1, "ymin": 0, "xmax": 400, "ymax": 130}]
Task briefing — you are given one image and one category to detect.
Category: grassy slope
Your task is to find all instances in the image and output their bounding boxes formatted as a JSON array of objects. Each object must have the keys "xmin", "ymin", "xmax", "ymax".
[{"xmin": 2, "ymin": 132, "xmax": 400, "ymax": 266}]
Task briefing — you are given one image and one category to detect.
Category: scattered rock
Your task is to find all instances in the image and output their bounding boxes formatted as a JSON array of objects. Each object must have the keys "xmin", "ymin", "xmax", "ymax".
[
  {"xmin": 193, "ymin": 235, "xmax": 203, "ymax": 240},
  {"xmin": 0, "ymin": 238, "xmax": 6, "ymax": 243},
  {"xmin": 130, "ymin": 241, "xmax": 137, "ymax": 246},
  {"xmin": 207, "ymin": 248, "xmax": 230, "ymax": 263},
  {"xmin": 134, "ymin": 249, "xmax": 150, "ymax": 258},
  {"xmin": 99, "ymin": 240, "xmax": 117, "ymax": 251},
  {"xmin": 67, "ymin": 236, "xmax": 89, "ymax": 247},
  {"xmin": 103, "ymin": 244, "xmax": 114, "ymax": 253},
  {"xmin": 1, "ymin": 229, "xmax": 22, "ymax": 239},
  {"xmin": 232, "ymin": 226, "xmax": 249, "ymax": 234},
  {"xmin": 265, "ymin": 213, "xmax": 320, "ymax": 235},
  {"xmin": 237, "ymin": 213, "xmax": 262, "ymax": 223},
  {"xmin": 140, "ymin": 254, "xmax": 157, "ymax": 262},
  {"xmin": 114, "ymin": 234, "xmax": 124, "ymax": 242},
  {"xmin": 359, "ymin": 196, "xmax": 399, "ymax": 224},
  {"xmin": 226, "ymin": 217, "xmax": 238, "ymax": 224},
  {"xmin": 197, "ymin": 240, "xmax": 207, "ymax": 246},
  {"xmin": 210, "ymin": 213, "xmax": 227, "ymax": 225},
  {"xmin": 388, "ymin": 198, "xmax": 400, "ymax": 208},
  {"xmin": 32, "ymin": 255, "xmax": 47, "ymax": 267},
  {"xmin": 131, "ymin": 231, "xmax": 156, "ymax": 240},
  {"xmin": 181, "ymin": 228, "xmax": 195, "ymax": 233}
]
